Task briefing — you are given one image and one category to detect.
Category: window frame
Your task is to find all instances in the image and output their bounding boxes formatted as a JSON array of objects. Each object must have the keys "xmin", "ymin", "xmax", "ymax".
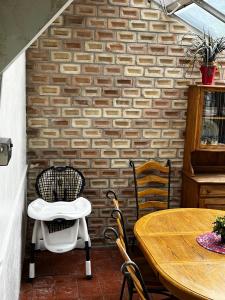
[{"xmin": 153, "ymin": 0, "xmax": 225, "ymax": 36}]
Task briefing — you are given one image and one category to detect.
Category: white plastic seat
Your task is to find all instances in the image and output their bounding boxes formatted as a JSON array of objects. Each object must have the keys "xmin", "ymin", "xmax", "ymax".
[
  {"xmin": 27, "ymin": 166, "xmax": 92, "ymax": 280},
  {"xmin": 28, "ymin": 197, "xmax": 91, "ymax": 221}
]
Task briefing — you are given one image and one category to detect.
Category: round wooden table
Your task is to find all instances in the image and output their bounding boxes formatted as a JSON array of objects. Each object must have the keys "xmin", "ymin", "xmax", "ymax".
[{"xmin": 134, "ymin": 208, "xmax": 225, "ymax": 300}]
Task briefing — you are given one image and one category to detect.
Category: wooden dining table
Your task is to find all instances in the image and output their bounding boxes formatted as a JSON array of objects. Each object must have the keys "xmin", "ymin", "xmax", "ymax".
[{"xmin": 134, "ymin": 208, "xmax": 225, "ymax": 300}]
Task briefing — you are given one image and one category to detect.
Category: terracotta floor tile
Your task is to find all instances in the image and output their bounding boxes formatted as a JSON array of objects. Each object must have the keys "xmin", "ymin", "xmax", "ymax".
[
  {"xmin": 100, "ymin": 279, "xmax": 122, "ymax": 294},
  {"xmin": 33, "ymin": 276, "xmax": 55, "ymax": 288},
  {"xmin": 34, "ymin": 252, "xmax": 58, "ymax": 276},
  {"xmin": 79, "ymin": 297, "xmax": 104, "ymax": 300},
  {"xmin": 51, "ymin": 256, "xmax": 82, "ymax": 275},
  {"xmin": 104, "ymin": 295, "xmax": 120, "ymax": 300},
  {"xmin": 54, "ymin": 288, "xmax": 78, "ymax": 300},
  {"xmin": 53, "ymin": 274, "xmax": 77, "ymax": 284},
  {"xmin": 54, "ymin": 275, "xmax": 79, "ymax": 299},
  {"xmin": 20, "ymin": 282, "xmax": 33, "ymax": 293},
  {"xmin": 19, "ymin": 290, "xmax": 33, "ymax": 300},
  {"xmin": 56, "ymin": 296, "xmax": 79, "ymax": 300},
  {"xmin": 20, "ymin": 247, "xmax": 170, "ymax": 300},
  {"xmin": 78, "ymin": 277, "xmax": 102, "ymax": 297},
  {"xmin": 97, "ymin": 270, "xmax": 123, "ymax": 281},
  {"xmin": 32, "ymin": 287, "xmax": 56, "ymax": 300}
]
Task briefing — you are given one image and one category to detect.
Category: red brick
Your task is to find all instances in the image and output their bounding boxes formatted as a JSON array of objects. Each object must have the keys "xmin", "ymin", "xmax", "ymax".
[
  {"xmin": 98, "ymin": 6, "xmax": 119, "ymax": 17},
  {"xmin": 64, "ymin": 16, "xmax": 85, "ymax": 26},
  {"xmin": 75, "ymin": 5, "xmax": 97, "ymax": 16},
  {"xmin": 64, "ymin": 41, "xmax": 82, "ymax": 50}
]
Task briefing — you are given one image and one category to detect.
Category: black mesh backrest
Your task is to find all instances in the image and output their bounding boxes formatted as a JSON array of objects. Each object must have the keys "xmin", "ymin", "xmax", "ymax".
[{"xmin": 35, "ymin": 166, "xmax": 85, "ymax": 202}]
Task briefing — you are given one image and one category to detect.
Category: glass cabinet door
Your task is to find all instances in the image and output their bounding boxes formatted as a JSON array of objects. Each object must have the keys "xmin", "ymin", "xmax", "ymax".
[{"xmin": 201, "ymin": 91, "xmax": 225, "ymax": 146}]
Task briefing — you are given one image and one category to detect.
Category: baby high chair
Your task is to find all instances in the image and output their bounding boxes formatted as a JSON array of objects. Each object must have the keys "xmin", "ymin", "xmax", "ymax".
[{"xmin": 27, "ymin": 166, "xmax": 92, "ymax": 280}]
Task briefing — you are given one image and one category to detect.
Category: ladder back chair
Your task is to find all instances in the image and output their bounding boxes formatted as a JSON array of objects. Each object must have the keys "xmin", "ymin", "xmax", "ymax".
[
  {"xmin": 121, "ymin": 261, "xmax": 150, "ymax": 300},
  {"xmin": 106, "ymin": 191, "xmax": 170, "ymax": 299},
  {"xmin": 130, "ymin": 159, "xmax": 171, "ymax": 220},
  {"xmin": 28, "ymin": 166, "xmax": 92, "ymax": 280},
  {"xmin": 106, "ymin": 190, "xmax": 129, "ymax": 253},
  {"xmin": 117, "ymin": 233, "xmax": 151, "ymax": 300},
  {"xmin": 104, "ymin": 227, "xmax": 172, "ymax": 300},
  {"xmin": 104, "ymin": 227, "xmax": 151, "ymax": 300}
]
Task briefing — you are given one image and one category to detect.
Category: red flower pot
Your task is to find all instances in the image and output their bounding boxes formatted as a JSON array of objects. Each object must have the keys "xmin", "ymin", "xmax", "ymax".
[{"xmin": 200, "ymin": 65, "xmax": 217, "ymax": 85}]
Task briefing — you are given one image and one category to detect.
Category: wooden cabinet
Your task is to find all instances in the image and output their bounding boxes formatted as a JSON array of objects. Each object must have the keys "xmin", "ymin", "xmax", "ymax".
[{"xmin": 182, "ymin": 85, "xmax": 225, "ymax": 210}]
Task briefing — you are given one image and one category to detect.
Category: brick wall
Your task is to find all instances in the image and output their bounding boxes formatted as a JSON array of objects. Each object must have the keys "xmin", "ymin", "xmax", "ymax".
[{"xmin": 26, "ymin": 0, "xmax": 215, "ymax": 244}]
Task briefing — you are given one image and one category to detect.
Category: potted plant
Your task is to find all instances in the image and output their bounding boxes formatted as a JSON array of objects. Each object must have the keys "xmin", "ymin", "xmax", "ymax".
[
  {"xmin": 213, "ymin": 216, "xmax": 225, "ymax": 243},
  {"xmin": 182, "ymin": 32, "xmax": 225, "ymax": 85}
]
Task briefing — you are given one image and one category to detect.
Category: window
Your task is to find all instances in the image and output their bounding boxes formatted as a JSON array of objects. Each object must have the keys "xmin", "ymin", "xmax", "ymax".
[
  {"xmin": 153, "ymin": 0, "xmax": 225, "ymax": 37},
  {"xmin": 204, "ymin": 0, "xmax": 225, "ymax": 14},
  {"xmin": 154, "ymin": 0, "xmax": 178, "ymax": 5},
  {"xmin": 175, "ymin": 3, "xmax": 225, "ymax": 37}
]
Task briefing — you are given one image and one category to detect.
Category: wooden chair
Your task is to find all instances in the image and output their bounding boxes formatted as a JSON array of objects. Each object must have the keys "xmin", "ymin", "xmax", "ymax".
[
  {"xmin": 121, "ymin": 261, "xmax": 150, "ymax": 300},
  {"xmin": 106, "ymin": 191, "xmax": 170, "ymax": 299},
  {"xmin": 117, "ymin": 233, "xmax": 151, "ymax": 300},
  {"xmin": 129, "ymin": 159, "xmax": 171, "ymax": 220},
  {"xmin": 106, "ymin": 190, "xmax": 129, "ymax": 253},
  {"xmin": 104, "ymin": 227, "xmax": 171, "ymax": 300}
]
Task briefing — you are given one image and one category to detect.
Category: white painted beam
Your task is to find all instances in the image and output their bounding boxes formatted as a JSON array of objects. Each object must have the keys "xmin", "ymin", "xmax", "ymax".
[{"xmin": 0, "ymin": 0, "xmax": 73, "ymax": 74}]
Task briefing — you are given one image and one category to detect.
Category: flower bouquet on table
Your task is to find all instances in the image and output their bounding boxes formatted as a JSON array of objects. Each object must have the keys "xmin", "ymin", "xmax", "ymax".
[{"xmin": 213, "ymin": 216, "xmax": 225, "ymax": 243}]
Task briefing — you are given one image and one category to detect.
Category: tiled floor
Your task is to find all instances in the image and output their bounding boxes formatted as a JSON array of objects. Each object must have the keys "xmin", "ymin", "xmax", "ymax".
[{"xmin": 20, "ymin": 248, "xmax": 170, "ymax": 300}]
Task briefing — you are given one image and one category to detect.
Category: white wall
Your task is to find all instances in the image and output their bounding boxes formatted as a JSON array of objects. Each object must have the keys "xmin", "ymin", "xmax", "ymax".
[{"xmin": 0, "ymin": 52, "xmax": 27, "ymax": 300}]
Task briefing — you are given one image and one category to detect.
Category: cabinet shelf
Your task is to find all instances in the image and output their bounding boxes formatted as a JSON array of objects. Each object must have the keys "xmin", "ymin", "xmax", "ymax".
[
  {"xmin": 203, "ymin": 116, "xmax": 225, "ymax": 120},
  {"xmin": 182, "ymin": 85, "xmax": 225, "ymax": 210}
]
